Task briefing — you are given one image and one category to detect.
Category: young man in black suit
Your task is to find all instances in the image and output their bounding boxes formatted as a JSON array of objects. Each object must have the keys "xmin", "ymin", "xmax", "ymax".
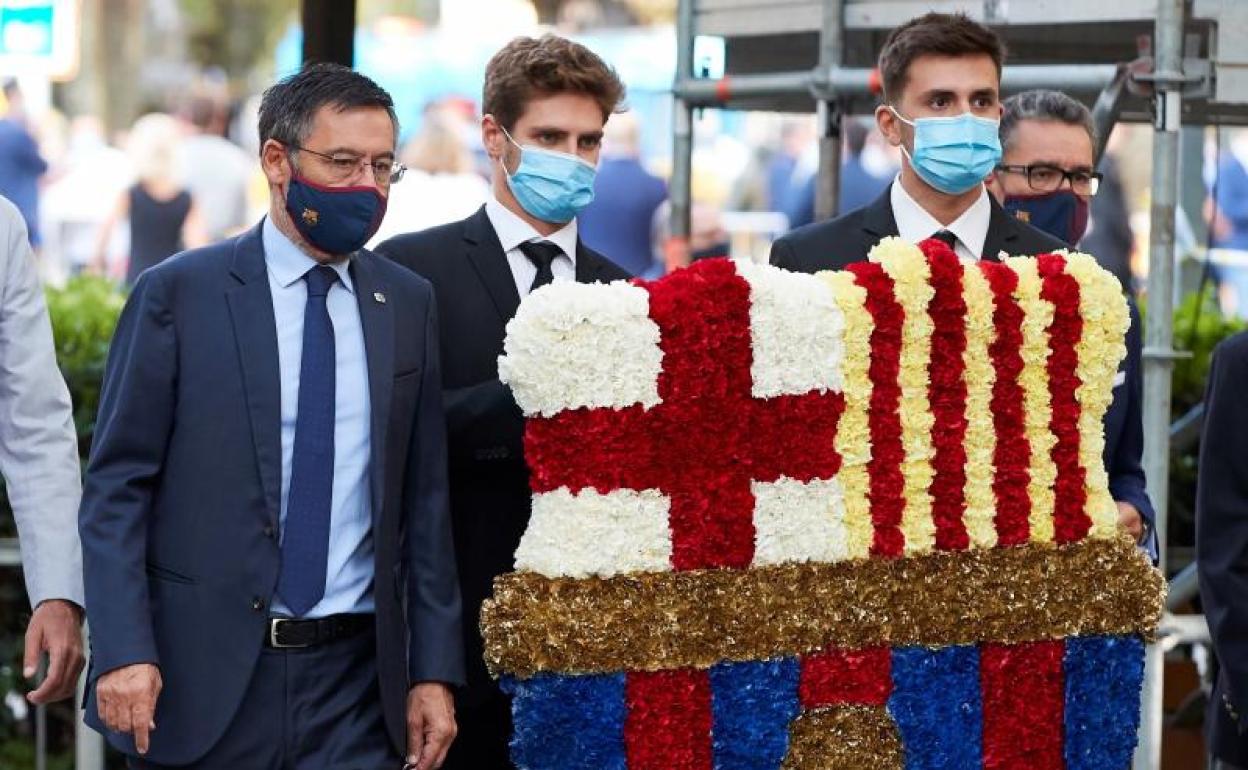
[
  {"xmin": 375, "ymin": 34, "xmax": 630, "ymax": 770},
  {"xmin": 770, "ymin": 12, "xmax": 1067, "ymax": 272}
]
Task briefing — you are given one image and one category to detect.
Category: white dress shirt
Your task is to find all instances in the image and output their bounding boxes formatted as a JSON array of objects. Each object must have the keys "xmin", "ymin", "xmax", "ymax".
[
  {"xmin": 0, "ymin": 196, "xmax": 83, "ymax": 608},
  {"xmin": 890, "ymin": 177, "xmax": 993, "ymax": 262},
  {"xmin": 263, "ymin": 217, "xmax": 374, "ymax": 618},
  {"xmin": 485, "ymin": 196, "xmax": 578, "ymax": 296}
]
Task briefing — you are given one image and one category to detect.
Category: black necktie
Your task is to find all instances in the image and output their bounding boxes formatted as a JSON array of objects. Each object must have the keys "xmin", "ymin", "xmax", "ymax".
[
  {"xmin": 278, "ymin": 264, "xmax": 338, "ymax": 617},
  {"xmin": 931, "ymin": 229, "xmax": 959, "ymax": 250},
  {"xmin": 519, "ymin": 241, "xmax": 562, "ymax": 293}
]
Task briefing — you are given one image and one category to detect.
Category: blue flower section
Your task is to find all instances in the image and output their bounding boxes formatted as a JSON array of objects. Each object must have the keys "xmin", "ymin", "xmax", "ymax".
[
  {"xmin": 889, "ymin": 645, "xmax": 983, "ymax": 770},
  {"xmin": 709, "ymin": 657, "xmax": 800, "ymax": 770},
  {"xmin": 1064, "ymin": 634, "xmax": 1145, "ymax": 770},
  {"xmin": 501, "ymin": 672, "xmax": 627, "ymax": 770}
]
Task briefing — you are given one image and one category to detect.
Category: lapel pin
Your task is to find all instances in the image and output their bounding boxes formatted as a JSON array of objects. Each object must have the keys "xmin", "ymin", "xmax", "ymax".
[{"xmin": 373, "ymin": 292, "xmax": 386, "ymax": 304}]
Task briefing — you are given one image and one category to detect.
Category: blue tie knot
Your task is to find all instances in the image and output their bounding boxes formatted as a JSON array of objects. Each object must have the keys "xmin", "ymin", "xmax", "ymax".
[{"xmin": 305, "ymin": 265, "xmax": 339, "ymax": 298}]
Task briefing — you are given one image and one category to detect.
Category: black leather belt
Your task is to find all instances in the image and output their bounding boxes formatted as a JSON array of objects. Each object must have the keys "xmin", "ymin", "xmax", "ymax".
[{"xmin": 265, "ymin": 613, "xmax": 372, "ymax": 649}]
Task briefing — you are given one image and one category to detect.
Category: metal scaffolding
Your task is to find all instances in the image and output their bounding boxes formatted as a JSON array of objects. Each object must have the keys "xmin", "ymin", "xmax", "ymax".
[{"xmin": 669, "ymin": 0, "xmax": 1193, "ymax": 765}]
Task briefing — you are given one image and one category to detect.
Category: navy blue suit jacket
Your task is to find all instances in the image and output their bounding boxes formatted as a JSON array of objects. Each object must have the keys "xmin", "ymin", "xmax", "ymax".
[
  {"xmin": 1103, "ymin": 297, "xmax": 1156, "ymax": 560},
  {"xmin": 78, "ymin": 223, "xmax": 464, "ymax": 764}
]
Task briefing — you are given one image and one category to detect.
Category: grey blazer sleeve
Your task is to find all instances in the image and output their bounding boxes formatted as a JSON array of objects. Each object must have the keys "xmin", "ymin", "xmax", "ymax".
[{"xmin": 0, "ymin": 197, "xmax": 83, "ymax": 608}]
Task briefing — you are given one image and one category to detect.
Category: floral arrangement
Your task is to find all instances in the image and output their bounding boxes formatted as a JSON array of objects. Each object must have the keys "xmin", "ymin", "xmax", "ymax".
[{"xmin": 485, "ymin": 238, "xmax": 1165, "ymax": 770}]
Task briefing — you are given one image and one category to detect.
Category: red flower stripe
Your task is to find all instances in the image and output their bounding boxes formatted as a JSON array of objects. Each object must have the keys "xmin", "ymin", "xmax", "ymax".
[
  {"xmin": 523, "ymin": 259, "xmax": 845, "ymax": 570},
  {"xmin": 1038, "ymin": 254, "xmax": 1091, "ymax": 543},
  {"xmin": 981, "ymin": 262, "xmax": 1031, "ymax": 546},
  {"xmin": 922, "ymin": 240, "xmax": 970, "ymax": 551},
  {"xmin": 847, "ymin": 261, "xmax": 906, "ymax": 558},
  {"xmin": 981, "ymin": 640, "xmax": 1065, "ymax": 770},
  {"xmin": 625, "ymin": 669, "xmax": 713, "ymax": 770},
  {"xmin": 799, "ymin": 646, "xmax": 892, "ymax": 707}
]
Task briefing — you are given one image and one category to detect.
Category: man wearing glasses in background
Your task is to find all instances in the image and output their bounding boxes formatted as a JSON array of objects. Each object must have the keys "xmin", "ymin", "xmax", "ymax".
[
  {"xmin": 986, "ymin": 88, "xmax": 1156, "ymax": 561},
  {"xmin": 79, "ymin": 63, "xmax": 462, "ymax": 769}
]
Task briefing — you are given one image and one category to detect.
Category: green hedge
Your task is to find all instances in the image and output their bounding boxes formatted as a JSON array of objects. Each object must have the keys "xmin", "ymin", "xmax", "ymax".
[{"xmin": 0, "ymin": 275, "xmax": 123, "ymax": 765}]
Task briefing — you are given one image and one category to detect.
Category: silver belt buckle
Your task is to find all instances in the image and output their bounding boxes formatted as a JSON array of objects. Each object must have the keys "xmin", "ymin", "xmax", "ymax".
[{"xmin": 268, "ymin": 617, "xmax": 301, "ymax": 649}]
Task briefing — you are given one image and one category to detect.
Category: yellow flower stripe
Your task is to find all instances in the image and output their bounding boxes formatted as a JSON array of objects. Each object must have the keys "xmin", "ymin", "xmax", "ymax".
[
  {"xmin": 1062, "ymin": 251, "xmax": 1130, "ymax": 539},
  {"xmin": 871, "ymin": 238, "xmax": 936, "ymax": 556},
  {"xmin": 961, "ymin": 266, "xmax": 999, "ymax": 549},
  {"xmin": 1005, "ymin": 257, "xmax": 1057, "ymax": 544},
  {"xmin": 821, "ymin": 270, "xmax": 873, "ymax": 560}
]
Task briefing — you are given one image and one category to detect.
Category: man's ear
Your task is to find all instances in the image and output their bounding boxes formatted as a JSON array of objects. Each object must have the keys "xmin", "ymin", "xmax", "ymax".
[
  {"xmin": 481, "ymin": 114, "xmax": 505, "ymax": 163},
  {"xmin": 876, "ymin": 104, "xmax": 902, "ymax": 148},
  {"xmin": 985, "ymin": 170, "xmax": 1006, "ymax": 204},
  {"xmin": 260, "ymin": 139, "xmax": 290, "ymax": 187}
]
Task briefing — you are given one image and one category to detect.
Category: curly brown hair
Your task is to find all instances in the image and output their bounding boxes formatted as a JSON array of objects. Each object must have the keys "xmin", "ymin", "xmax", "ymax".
[
  {"xmin": 483, "ymin": 34, "xmax": 626, "ymax": 131},
  {"xmin": 878, "ymin": 13, "xmax": 1006, "ymax": 103}
]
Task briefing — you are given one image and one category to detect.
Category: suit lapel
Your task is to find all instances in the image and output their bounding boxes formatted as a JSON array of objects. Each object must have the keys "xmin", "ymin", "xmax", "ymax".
[
  {"xmin": 350, "ymin": 252, "xmax": 394, "ymax": 525},
  {"xmin": 863, "ymin": 184, "xmax": 901, "ymax": 245},
  {"xmin": 464, "ymin": 206, "xmax": 521, "ymax": 323},
  {"xmin": 981, "ymin": 197, "xmax": 1019, "ymax": 262},
  {"xmin": 574, "ymin": 240, "xmax": 606, "ymax": 283},
  {"xmin": 225, "ymin": 225, "xmax": 283, "ymax": 528}
]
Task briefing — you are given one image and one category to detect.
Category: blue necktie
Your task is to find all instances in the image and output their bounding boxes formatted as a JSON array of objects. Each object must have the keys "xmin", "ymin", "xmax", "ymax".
[{"xmin": 277, "ymin": 264, "xmax": 338, "ymax": 617}]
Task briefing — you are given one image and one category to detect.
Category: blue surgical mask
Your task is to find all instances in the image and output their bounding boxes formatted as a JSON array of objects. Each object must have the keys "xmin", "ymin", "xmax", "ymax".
[
  {"xmin": 891, "ymin": 107, "xmax": 1002, "ymax": 195},
  {"xmin": 285, "ymin": 172, "xmax": 387, "ymax": 255},
  {"xmin": 1003, "ymin": 189, "xmax": 1090, "ymax": 246},
  {"xmin": 500, "ymin": 126, "xmax": 597, "ymax": 224}
]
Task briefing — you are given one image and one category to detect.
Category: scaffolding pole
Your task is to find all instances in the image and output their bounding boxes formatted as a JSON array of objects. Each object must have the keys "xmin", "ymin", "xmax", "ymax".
[
  {"xmin": 672, "ymin": 64, "xmax": 1120, "ymax": 107},
  {"xmin": 814, "ymin": 0, "xmax": 845, "ymax": 221},
  {"xmin": 669, "ymin": 0, "xmax": 695, "ymax": 270},
  {"xmin": 1135, "ymin": 0, "xmax": 1185, "ymax": 766}
]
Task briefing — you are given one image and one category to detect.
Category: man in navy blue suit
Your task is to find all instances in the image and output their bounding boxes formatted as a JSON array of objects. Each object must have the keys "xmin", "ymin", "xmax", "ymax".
[
  {"xmin": 79, "ymin": 64, "xmax": 463, "ymax": 769},
  {"xmin": 986, "ymin": 89, "xmax": 1155, "ymax": 558}
]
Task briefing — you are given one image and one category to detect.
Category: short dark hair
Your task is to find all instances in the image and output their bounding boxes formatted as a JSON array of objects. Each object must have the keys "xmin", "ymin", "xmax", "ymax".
[
  {"xmin": 257, "ymin": 63, "xmax": 398, "ymax": 156},
  {"xmin": 483, "ymin": 34, "xmax": 626, "ymax": 132},
  {"xmin": 1000, "ymin": 89, "xmax": 1096, "ymax": 152},
  {"xmin": 878, "ymin": 13, "xmax": 1006, "ymax": 103}
]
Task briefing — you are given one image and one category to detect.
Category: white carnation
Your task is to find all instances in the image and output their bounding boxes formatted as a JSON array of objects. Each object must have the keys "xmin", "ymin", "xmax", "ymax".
[
  {"xmin": 515, "ymin": 487, "xmax": 672, "ymax": 578},
  {"xmin": 498, "ymin": 281, "xmax": 663, "ymax": 417},
  {"xmin": 736, "ymin": 260, "xmax": 845, "ymax": 398}
]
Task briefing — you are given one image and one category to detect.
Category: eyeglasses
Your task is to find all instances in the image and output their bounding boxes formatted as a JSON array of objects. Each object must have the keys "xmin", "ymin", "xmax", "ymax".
[
  {"xmin": 995, "ymin": 164, "xmax": 1102, "ymax": 197},
  {"xmin": 290, "ymin": 144, "xmax": 406, "ymax": 186}
]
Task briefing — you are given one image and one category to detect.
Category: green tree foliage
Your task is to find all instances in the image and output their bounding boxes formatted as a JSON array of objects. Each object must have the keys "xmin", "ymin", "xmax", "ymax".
[
  {"xmin": 179, "ymin": 0, "xmax": 299, "ymax": 81},
  {"xmin": 1163, "ymin": 290, "xmax": 1247, "ymax": 547}
]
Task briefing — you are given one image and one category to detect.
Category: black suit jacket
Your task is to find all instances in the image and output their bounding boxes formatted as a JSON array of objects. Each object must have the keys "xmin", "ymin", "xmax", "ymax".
[
  {"xmin": 79, "ymin": 224, "xmax": 464, "ymax": 764},
  {"xmin": 375, "ymin": 205, "xmax": 630, "ymax": 707},
  {"xmin": 1197, "ymin": 331, "xmax": 1248, "ymax": 763},
  {"xmin": 769, "ymin": 183, "xmax": 1069, "ymax": 271}
]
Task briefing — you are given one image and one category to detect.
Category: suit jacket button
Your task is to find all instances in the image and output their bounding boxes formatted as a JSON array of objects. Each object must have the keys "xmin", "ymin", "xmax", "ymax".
[
  {"xmin": 263, "ymin": 525, "xmax": 275, "ymax": 539},
  {"xmin": 251, "ymin": 597, "xmax": 265, "ymax": 612}
]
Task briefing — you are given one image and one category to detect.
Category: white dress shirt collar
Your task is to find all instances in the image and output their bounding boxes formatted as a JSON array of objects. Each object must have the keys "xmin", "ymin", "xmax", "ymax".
[
  {"xmin": 890, "ymin": 177, "xmax": 992, "ymax": 262},
  {"xmin": 485, "ymin": 195, "xmax": 579, "ymax": 264},
  {"xmin": 262, "ymin": 216, "xmax": 355, "ymax": 294}
]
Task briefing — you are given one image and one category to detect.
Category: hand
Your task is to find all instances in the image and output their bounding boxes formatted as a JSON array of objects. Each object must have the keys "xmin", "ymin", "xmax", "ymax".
[
  {"xmin": 1116, "ymin": 500, "xmax": 1144, "ymax": 543},
  {"xmin": 95, "ymin": 663, "xmax": 162, "ymax": 755},
  {"xmin": 405, "ymin": 682, "xmax": 457, "ymax": 770},
  {"xmin": 24, "ymin": 599, "xmax": 85, "ymax": 704}
]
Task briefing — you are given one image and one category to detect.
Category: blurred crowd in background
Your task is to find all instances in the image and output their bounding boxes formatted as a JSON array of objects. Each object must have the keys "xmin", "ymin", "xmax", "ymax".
[{"xmin": 0, "ymin": 0, "xmax": 1243, "ymax": 317}]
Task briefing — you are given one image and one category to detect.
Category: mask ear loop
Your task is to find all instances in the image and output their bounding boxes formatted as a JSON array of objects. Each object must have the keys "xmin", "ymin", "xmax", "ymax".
[
  {"xmin": 888, "ymin": 106, "xmax": 918, "ymax": 166},
  {"xmin": 495, "ymin": 122, "xmax": 523, "ymax": 181}
]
